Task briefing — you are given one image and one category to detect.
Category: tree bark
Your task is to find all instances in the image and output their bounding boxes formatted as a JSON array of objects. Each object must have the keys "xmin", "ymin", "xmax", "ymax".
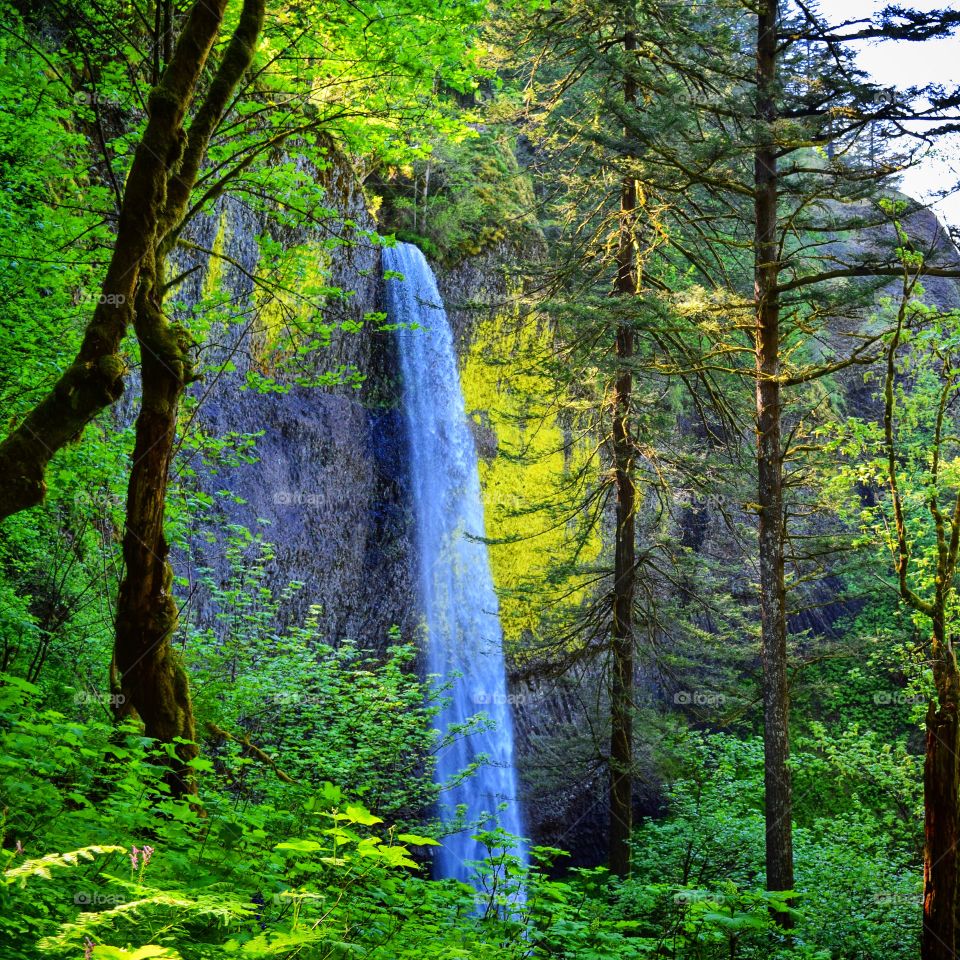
[
  {"xmin": 608, "ymin": 26, "xmax": 638, "ymax": 880},
  {"xmin": 923, "ymin": 614, "xmax": 960, "ymax": 960},
  {"xmin": 111, "ymin": 0, "xmax": 265, "ymax": 799},
  {"xmin": 754, "ymin": 0, "xmax": 794, "ymax": 921},
  {"xmin": 114, "ymin": 252, "xmax": 198, "ymax": 797},
  {"xmin": 159, "ymin": 0, "xmax": 266, "ymax": 250}
]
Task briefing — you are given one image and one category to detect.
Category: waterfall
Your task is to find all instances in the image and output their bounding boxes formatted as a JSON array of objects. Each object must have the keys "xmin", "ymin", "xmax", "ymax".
[{"xmin": 384, "ymin": 242, "xmax": 528, "ymax": 886}]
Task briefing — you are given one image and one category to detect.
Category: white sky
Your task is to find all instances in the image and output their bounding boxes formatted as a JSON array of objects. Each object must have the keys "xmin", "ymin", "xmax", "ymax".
[{"xmin": 816, "ymin": 0, "xmax": 960, "ymax": 227}]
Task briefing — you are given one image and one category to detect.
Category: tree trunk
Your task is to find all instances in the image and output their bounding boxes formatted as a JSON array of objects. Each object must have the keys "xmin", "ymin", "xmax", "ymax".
[
  {"xmin": 109, "ymin": 0, "xmax": 263, "ymax": 799},
  {"xmin": 754, "ymin": 0, "xmax": 794, "ymax": 920},
  {"xmin": 608, "ymin": 27, "xmax": 637, "ymax": 879},
  {"xmin": 923, "ymin": 613, "xmax": 960, "ymax": 960},
  {"xmin": 111, "ymin": 0, "xmax": 264, "ymax": 799},
  {"xmin": 113, "ymin": 252, "xmax": 197, "ymax": 798}
]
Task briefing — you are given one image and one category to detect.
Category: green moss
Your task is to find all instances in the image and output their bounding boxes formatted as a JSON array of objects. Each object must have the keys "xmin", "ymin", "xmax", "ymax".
[
  {"xmin": 201, "ymin": 208, "xmax": 230, "ymax": 302},
  {"xmin": 248, "ymin": 241, "xmax": 340, "ymax": 387},
  {"xmin": 460, "ymin": 309, "xmax": 601, "ymax": 647}
]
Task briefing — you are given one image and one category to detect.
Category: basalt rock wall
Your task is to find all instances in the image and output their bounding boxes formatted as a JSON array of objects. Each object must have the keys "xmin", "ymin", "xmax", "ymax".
[
  {"xmin": 177, "ymin": 155, "xmax": 960, "ymax": 869},
  {"xmin": 170, "ymin": 155, "xmax": 418, "ymax": 651}
]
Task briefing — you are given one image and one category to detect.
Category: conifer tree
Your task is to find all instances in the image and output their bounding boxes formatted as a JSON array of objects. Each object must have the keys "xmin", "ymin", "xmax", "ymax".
[
  {"xmin": 612, "ymin": 0, "xmax": 960, "ymax": 940},
  {"xmin": 512, "ymin": 0, "xmax": 960, "ymax": 928}
]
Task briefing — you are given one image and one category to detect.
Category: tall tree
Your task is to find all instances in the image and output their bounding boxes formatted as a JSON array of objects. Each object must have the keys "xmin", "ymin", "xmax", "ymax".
[
  {"xmin": 502, "ymin": 0, "xmax": 740, "ymax": 876},
  {"xmin": 752, "ymin": 0, "xmax": 793, "ymax": 911},
  {"xmin": 605, "ymin": 1, "xmax": 960, "ymax": 927},
  {"xmin": 608, "ymin": 21, "xmax": 638, "ymax": 879},
  {"xmin": 112, "ymin": 0, "xmax": 267, "ymax": 798},
  {"xmin": 746, "ymin": 4, "xmax": 960, "ymax": 931}
]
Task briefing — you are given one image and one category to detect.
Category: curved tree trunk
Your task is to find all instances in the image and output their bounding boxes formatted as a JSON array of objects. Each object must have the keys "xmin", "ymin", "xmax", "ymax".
[
  {"xmin": 110, "ymin": 0, "xmax": 265, "ymax": 799},
  {"xmin": 114, "ymin": 252, "xmax": 198, "ymax": 797}
]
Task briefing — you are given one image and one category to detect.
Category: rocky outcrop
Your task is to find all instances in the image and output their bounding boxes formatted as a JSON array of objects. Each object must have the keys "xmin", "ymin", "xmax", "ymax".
[{"xmin": 172, "ymin": 154, "xmax": 418, "ymax": 649}]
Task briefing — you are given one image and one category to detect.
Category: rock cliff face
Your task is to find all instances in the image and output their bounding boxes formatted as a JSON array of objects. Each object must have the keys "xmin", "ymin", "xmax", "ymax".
[
  {"xmin": 436, "ymin": 244, "xmax": 624, "ymax": 864},
  {"xmin": 176, "ymin": 191, "xmax": 608, "ymax": 857},
  {"xmin": 173, "ymin": 155, "xmax": 418, "ymax": 651}
]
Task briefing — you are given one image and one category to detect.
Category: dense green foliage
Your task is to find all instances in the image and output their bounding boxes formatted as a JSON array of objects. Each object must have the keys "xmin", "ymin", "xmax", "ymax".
[
  {"xmin": 1, "ymin": 0, "xmax": 959, "ymax": 957},
  {"xmin": 0, "ymin": 671, "xmax": 923, "ymax": 958}
]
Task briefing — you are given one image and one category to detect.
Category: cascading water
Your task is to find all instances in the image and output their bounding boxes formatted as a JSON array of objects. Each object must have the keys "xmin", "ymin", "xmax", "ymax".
[{"xmin": 384, "ymin": 242, "xmax": 528, "ymax": 886}]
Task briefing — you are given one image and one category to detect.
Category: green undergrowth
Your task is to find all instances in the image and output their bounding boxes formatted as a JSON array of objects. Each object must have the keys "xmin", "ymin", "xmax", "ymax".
[{"xmin": 0, "ymin": 667, "xmax": 922, "ymax": 960}]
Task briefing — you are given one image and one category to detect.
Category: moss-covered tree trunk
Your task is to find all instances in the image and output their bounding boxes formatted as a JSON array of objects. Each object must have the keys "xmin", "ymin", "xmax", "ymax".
[
  {"xmin": 110, "ymin": 0, "xmax": 266, "ymax": 799},
  {"xmin": 114, "ymin": 252, "xmax": 198, "ymax": 796}
]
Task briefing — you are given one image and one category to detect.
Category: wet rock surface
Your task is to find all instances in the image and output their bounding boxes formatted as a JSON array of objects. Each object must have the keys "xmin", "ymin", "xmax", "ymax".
[{"xmin": 170, "ymin": 156, "xmax": 418, "ymax": 649}]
